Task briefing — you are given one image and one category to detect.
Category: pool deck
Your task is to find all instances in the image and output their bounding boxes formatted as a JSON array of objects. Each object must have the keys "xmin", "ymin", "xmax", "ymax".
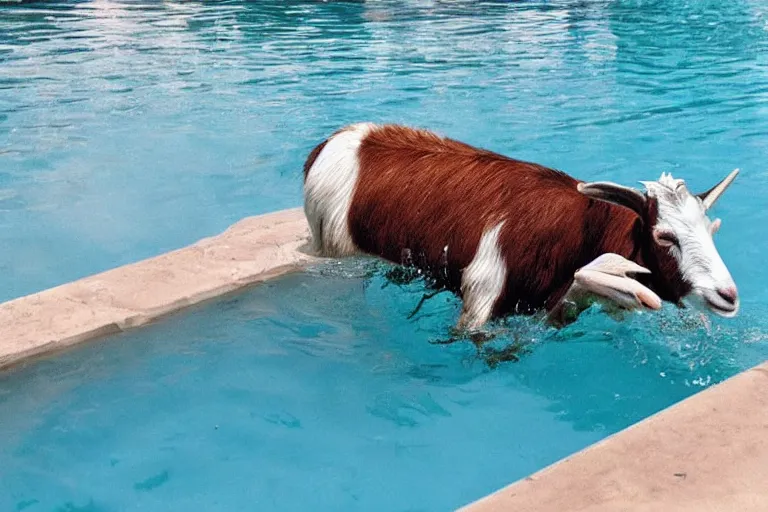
[{"xmin": 1, "ymin": 207, "xmax": 766, "ymax": 511}]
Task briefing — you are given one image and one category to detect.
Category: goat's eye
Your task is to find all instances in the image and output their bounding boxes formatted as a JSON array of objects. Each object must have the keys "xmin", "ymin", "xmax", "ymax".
[{"xmin": 655, "ymin": 231, "xmax": 679, "ymax": 248}]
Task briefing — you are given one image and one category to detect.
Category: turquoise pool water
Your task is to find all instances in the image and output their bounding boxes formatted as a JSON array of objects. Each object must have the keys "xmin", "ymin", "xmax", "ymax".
[
  {"xmin": 2, "ymin": 0, "xmax": 768, "ymax": 510},
  {"xmin": 2, "ymin": 0, "xmax": 767, "ymax": 304},
  {"xmin": 2, "ymin": 266, "xmax": 767, "ymax": 512}
]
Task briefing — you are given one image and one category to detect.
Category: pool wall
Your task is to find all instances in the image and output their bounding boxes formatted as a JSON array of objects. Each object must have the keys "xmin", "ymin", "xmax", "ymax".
[{"xmin": 1, "ymin": 208, "xmax": 766, "ymax": 511}]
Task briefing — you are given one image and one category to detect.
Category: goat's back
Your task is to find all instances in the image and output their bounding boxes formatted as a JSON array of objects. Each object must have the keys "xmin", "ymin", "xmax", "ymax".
[{"xmin": 304, "ymin": 123, "xmax": 635, "ymax": 313}]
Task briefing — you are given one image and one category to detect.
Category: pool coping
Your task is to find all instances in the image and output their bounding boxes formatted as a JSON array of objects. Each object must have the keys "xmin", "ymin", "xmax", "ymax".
[
  {"xmin": 0, "ymin": 207, "xmax": 317, "ymax": 370},
  {"xmin": 2, "ymin": 207, "xmax": 766, "ymax": 511}
]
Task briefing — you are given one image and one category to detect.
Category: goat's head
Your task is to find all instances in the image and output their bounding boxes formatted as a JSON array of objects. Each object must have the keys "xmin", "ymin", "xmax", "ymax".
[{"xmin": 578, "ymin": 169, "xmax": 740, "ymax": 318}]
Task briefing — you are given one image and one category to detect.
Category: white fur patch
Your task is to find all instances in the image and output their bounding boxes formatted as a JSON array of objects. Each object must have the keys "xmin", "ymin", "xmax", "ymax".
[
  {"xmin": 645, "ymin": 173, "xmax": 738, "ymax": 315},
  {"xmin": 656, "ymin": 172, "xmax": 684, "ymax": 190},
  {"xmin": 303, "ymin": 123, "xmax": 376, "ymax": 257},
  {"xmin": 459, "ymin": 222, "xmax": 507, "ymax": 330}
]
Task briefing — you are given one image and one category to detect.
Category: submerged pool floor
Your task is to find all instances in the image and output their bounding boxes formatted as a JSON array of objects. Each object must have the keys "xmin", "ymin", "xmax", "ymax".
[{"xmin": 2, "ymin": 265, "xmax": 766, "ymax": 512}]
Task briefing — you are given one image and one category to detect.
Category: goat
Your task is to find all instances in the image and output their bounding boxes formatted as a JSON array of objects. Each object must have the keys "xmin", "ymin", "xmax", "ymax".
[{"xmin": 302, "ymin": 122, "xmax": 739, "ymax": 329}]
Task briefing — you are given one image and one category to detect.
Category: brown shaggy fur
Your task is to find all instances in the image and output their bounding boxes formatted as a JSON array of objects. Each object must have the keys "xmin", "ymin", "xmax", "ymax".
[
  {"xmin": 308, "ymin": 124, "xmax": 689, "ymax": 320},
  {"xmin": 303, "ymin": 139, "xmax": 328, "ymax": 182}
]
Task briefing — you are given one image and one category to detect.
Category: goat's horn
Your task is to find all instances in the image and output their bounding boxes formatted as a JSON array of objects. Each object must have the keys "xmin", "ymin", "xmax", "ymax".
[{"xmin": 698, "ymin": 168, "xmax": 739, "ymax": 210}]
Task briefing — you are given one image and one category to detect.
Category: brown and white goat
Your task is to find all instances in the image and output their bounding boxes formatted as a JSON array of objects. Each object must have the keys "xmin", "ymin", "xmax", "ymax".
[{"xmin": 302, "ymin": 123, "xmax": 740, "ymax": 329}]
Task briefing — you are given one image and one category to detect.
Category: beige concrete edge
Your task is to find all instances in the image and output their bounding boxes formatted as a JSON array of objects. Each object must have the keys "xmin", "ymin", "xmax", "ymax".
[
  {"xmin": 0, "ymin": 207, "xmax": 319, "ymax": 370},
  {"xmin": 460, "ymin": 359, "xmax": 768, "ymax": 512}
]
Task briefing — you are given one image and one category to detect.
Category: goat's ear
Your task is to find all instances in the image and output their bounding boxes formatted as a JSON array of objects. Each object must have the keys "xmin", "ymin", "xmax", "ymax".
[
  {"xmin": 577, "ymin": 181, "xmax": 647, "ymax": 218},
  {"xmin": 697, "ymin": 168, "xmax": 739, "ymax": 210},
  {"xmin": 710, "ymin": 218, "xmax": 722, "ymax": 235}
]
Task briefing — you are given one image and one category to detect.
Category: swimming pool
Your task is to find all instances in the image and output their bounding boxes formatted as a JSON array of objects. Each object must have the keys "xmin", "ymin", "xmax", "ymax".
[
  {"xmin": 2, "ymin": 0, "xmax": 768, "ymax": 510},
  {"xmin": 1, "ymin": 264, "xmax": 766, "ymax": 511}
]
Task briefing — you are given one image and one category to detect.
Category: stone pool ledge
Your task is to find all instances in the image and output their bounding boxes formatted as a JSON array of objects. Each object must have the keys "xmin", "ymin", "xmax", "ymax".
[
  {"xmin": 0, "ymin": 207, "xmax": 316, "ymax": 370},
  {"xmin": 461, "ymin": 358, "xmax": 768, "ymax": 512}
]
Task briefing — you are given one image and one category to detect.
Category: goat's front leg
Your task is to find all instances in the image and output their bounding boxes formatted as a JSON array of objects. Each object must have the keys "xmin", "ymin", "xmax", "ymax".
[{"xmin": 546, "ymin": 253, "xmax": 662, "ymax": 327}]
